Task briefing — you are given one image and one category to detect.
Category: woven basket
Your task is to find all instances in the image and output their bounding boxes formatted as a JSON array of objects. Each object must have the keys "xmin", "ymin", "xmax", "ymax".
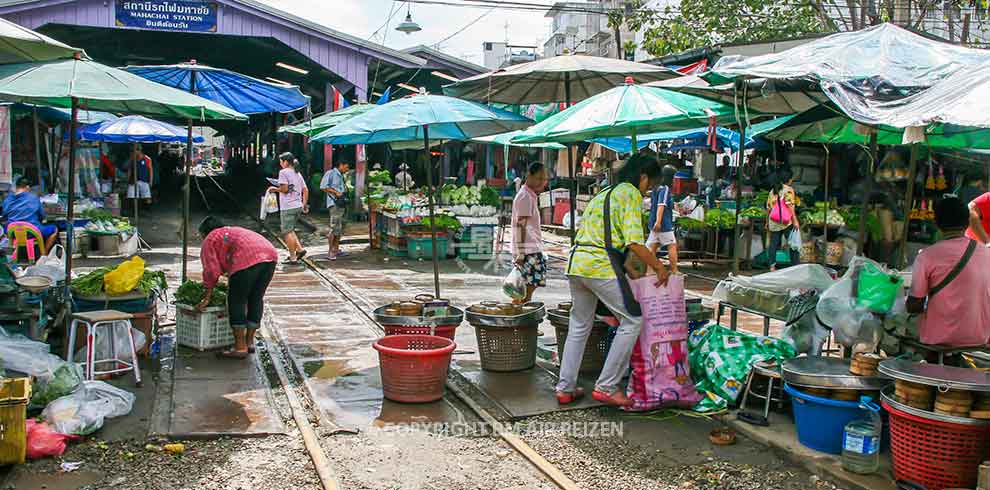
[
  {"xmin": 552, "ymin": 322, "xmax": 612, "ymax": 373},
  {"xmin": 473, "ymin": 323, "xmax": 538, "ymax": 372}
]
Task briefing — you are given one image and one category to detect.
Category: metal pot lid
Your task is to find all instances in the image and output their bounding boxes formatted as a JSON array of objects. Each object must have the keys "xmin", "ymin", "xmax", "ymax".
[
  {"xmin": 782, "ymin": 356, "xmax": 892, "ymax": 390},
  {"xmin": 878, "ymin": 358, "xmax": 990, "ymax": 392},
  {"xmin": 880, "ymin": 385, "xmax": 990, "ymax": 426}
]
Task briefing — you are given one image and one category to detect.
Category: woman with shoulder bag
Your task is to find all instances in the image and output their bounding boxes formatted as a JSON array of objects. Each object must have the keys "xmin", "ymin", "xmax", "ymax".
[
  {"xmin": 555, "ymin": 155, "xmax": 670, "ymax": 408},
  {"xmin": 766, "ymin": 168, "xmax": 800, "ymax": 271}
]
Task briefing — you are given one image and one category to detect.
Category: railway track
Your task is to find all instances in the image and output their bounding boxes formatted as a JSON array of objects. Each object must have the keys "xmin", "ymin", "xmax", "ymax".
[{"xmin": 202, "ymin": 174, "xmax": 580, "ymax": 490}]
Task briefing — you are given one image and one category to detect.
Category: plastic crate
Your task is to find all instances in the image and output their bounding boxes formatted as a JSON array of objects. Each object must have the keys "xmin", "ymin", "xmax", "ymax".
[
  {"xmin": 176, "ymin": 304, "xmax": 233, "ymax": 351},
  {"xmin": 407, "ymin": 236, "xmax": 448, "ymax": 260},
  {"xmin": 0, "ymin": 378, "xmax": 30, "ymax": 465}
]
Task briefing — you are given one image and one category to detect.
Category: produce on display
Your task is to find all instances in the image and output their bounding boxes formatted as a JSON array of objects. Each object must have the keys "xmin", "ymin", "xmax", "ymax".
[
  {"xmin": 739, "ymin": 207, "xmax": 768, "ymax": 220},
  {"xmin": 420, "ymin": 215, "xmax": 462, "ymax": 232},
  {"xmin": 70, "ymin": 259, "xmax": 167, "ymax": 297},
  {"xmin": 175, "ymin": 281, "xmax": 228, "ymax": 307},
  {"xmin": 840, "ymin": 207, "xmax": 882, "ymax": 241},
  {"xmin": 704, "ymin": 208, "xmax": 736, "ymax": 229},
  {"xmin": 450, "ymin": 204, "xmax": 497, "ymax": 217},
  {"xmin": 675, "ymin": 217, "xmax": 706, "ymax": 230},
  {"xmin": 908, "ymin": 207, "xmax": 934, "ymax": 221},
  {"xmin": 368, "ymin": 170, "xmax": 392, "ymax": 186},
  {"xmin": 83, "ymin": 207, "xmax": 133, "ymax": 233},
  {"xmin": 801, "ymin": 202, "xmax": 845, "ymax": 227}
]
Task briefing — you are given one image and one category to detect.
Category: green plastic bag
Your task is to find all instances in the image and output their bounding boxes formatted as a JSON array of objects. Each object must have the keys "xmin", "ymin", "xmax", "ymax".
[{"xmin": 856, "ymin": 262, "xmax": 903, "ymax": 313}]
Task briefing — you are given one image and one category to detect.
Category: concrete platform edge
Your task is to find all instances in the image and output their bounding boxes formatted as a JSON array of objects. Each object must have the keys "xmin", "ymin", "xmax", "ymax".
[{"xmin": 725, "ymin": 414, "xmax": 895, "ymax": 490}]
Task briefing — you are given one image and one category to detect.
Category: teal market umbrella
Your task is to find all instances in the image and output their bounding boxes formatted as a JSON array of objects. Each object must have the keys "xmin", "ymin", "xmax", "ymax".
[
  {"xmin": 316, "ymin": 92, "xmax": 532, "ymax": 297},
  {"xmin": 278, "ymin": 104, "xmax": 376, "ymax": 137},
  {"xmin": 472, "ymin": 130, "xmax": 564, "ymax": 182}
]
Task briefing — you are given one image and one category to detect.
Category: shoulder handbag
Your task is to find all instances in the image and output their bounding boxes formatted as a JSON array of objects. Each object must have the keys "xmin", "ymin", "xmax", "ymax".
[
  {"xmin": 928, "ymin": 239, "xmax": 978, "ymax": 299},
  {"xmin": 769, "ymin": 193, "xmax": 793, "ymax": 224}
]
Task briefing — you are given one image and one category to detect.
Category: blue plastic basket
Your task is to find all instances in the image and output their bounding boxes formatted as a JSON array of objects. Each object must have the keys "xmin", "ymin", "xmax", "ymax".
[{"xmin": 784, "ymin": 383, "xmax": 868, "ymax": 454}]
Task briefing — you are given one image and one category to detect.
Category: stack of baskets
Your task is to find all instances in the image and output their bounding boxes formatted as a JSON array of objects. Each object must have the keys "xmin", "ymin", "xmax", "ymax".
[
  {"xmin": 372, "ymin": 297, "xmax": 464, "ymax": 403},
  {"xmin": 466, "ymin": 301, "xmax": 545, "ymax": 372},
  {"xmin": 547, "ymin": 302, "xmax": 612, "ymax": 373}
]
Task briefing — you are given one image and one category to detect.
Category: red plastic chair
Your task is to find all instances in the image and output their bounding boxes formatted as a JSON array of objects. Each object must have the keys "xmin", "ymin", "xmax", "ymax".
[{"xmin": 7, "ymin": 221, "xmax": 46, "ymax": 263}]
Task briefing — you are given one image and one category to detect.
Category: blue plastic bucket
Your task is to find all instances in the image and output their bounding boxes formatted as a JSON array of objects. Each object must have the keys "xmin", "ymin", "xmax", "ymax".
[{"xmin": 784, "ymin": 383, "xmax": 868, "ymax": 454}]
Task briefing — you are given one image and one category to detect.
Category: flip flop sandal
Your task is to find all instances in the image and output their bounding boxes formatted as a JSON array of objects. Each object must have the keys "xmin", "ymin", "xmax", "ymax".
[
  {"xmin": 298, "ymin": 249, "xmax": 308, "ymax": 260},
  {"xmin": 248, "ymin": 346, "xmax": 256, "ymax": 354},
  {"xmin": 216, "ymin": 350, "xmax": 248, "ymax": 359}
]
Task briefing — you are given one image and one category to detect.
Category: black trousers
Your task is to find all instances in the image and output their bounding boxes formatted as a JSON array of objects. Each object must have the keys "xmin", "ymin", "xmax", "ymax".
[{"xmin": 228, "ymin": 261, "xmax": 276, "ymax": 328}]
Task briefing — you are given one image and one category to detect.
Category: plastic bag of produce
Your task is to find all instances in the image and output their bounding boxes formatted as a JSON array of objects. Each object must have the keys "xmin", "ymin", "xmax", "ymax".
[
  {"xmin": 29, "ymin": 363, "xmax": 84, "ymax": 411},
  {"xmin": 856, "ymin": 260, "xmax": 903, "ymax": 313},
  {"xmin": 788, "ymin": 228, "xmax": 803, "ymax": 250},
  {"xmin": 625, "ymin": 275, "xmax": 700, "ymax": 411},
  {"xmin": 25, "ymin": 245, "xmax": 66, "ymax": 283},
  {"xmin": 103, "ymin": 256, "xmax": 145, "ymax": 296},
  {"xmin": 42, "ymin": 381, "xmax": 135, "ymax": 436},
  {"xmin": 26, "ymin": 419, "xmax": 80, "ymax": 459},
  {"xmin": 816, "ymin": 263, "xmax": 882, "ymax": 353},
  {"xmin": 502, "ymin": 266, "xmax": 527, "ymax": 301}
]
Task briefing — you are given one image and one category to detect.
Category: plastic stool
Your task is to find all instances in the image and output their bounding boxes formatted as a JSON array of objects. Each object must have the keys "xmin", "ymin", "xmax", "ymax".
[
  {"xmin": 738, "ymin": 360, "xmax": 785, "ymax": 424},
  {"xmin": 67, "ymin": 310, "xmax": 141, "ymax": 386}
]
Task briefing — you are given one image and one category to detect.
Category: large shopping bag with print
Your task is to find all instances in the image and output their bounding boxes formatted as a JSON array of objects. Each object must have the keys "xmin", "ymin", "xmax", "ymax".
[{"xmin": 624, "ymin": 274, "xmax": 701, "ymax": 411}]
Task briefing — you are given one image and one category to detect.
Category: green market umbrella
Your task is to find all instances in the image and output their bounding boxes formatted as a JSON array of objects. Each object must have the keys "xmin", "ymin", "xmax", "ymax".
[
  {"xmin": 0, "ymin": 54, "xmax": 247, "ymax": 285},
  {"xmin": 317, "ymin": 92, "xmax": 532, "ymax": 298},
  {"xmin": 278, "ymin": 104, "xmax": 376, "ymax": 137},
  {"xmin": 0, "ymin": 17, "xmax": 80, "ymax": 63},
  {"xmin": 510, "ymin": 80, "xmax": 737, "ymax": 145},
  {"xmin": 471, "ymin": 130, "xmax": 565, "ymax": 149}
]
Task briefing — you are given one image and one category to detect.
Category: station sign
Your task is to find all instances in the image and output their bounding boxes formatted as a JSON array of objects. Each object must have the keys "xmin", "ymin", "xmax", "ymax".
[{"xmin": 115, "ymin": 1, "xmax": 219, "ymax": 33}]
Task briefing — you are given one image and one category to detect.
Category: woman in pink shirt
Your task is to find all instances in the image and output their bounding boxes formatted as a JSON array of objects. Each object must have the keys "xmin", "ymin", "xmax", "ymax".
[{"xmin": 196, "ymin": 216, "xmax": 279, "ymax": 359}]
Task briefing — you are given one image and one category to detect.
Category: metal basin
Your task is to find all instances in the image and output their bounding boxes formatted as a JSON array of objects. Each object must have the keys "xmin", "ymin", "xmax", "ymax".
[{"xmin": 782, "ymin": 356, "xmax": 892, "ymax": 390}]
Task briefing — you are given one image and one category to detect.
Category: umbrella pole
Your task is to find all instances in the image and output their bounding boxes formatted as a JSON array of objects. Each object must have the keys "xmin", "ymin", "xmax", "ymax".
[
  {"xmin": 423, "ymin": 125, "xmax": 441, "ymax": 298},
  {"xmin": 182, "ymin": 120, "xmax": 193, "ymax": 283},
  {"xmin": 731, "ymin": 123, "xmax": 747, "ymax": 274},
  {"xmin": 33, "ymin": 108, "xmax": 42, "ymax": 192},
  {"xmin": 64, "ymin": 97, "xmax": 79, "ymax": 301},
  {"xmin": 856, "ymin": 132, "xmax": 879, "ymax": 256},
  {"xmin": 565, "ymin": 74, "xmax": 576, "ymax": 246},
  {"xmin": 897, "ymin": 144, "xmax": 919, "ymax": 268},
  {"xmin": 182, "ymin": 69, "xmax": 199, "ymax": 283}
]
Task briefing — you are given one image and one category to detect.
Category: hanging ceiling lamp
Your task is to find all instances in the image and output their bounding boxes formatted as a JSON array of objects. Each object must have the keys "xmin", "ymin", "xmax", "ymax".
[{"xmin": 396, "ymin": 3, "xmax": 422, "ymax": 35}]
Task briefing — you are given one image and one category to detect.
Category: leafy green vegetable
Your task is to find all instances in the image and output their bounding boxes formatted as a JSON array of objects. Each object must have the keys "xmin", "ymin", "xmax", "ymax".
[
  {"xmin": 139, "ymin": 270, "xmax": 167, "ymax": 296},
  {"xmin": 740, "ymin": 207, "xmax": 768, "ymax": 219},
  {"xmin": 82, "ymin": 208, "xmax": 113, "ymax": 221},
  {"xmin": 479, "ymin": 187, "xmax": 501, "ymax": 207},
  {"xmin": 368, "ymin": 170, "xmax": 392, "ymax": 186},
  {"xmin": 71, "ymin": 267, "xmax": 113, "ymax": 296},
  {"xmin": 30, "ymin": 364, "xmax": 82, "ymax": 410},
  {"xmin": 676, "ymin": 217, "xmax": 706, "ymax": 230},
  {"xmin": 175, "ymin": 281, "xmax": 228, "ymax": 306},
  {"xmin": 420, "ymin": 215, "xmax": 462, "ymax": 231},
  {"xmin": 704, "ymin": 208, "xmax": 736, "ymax": 229}
]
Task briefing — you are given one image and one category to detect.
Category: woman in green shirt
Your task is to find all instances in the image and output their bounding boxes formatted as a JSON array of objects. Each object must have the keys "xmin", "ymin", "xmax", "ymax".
[{"xmin": 557, "ymin": 155, "xmax": 670, "ymax": 407}]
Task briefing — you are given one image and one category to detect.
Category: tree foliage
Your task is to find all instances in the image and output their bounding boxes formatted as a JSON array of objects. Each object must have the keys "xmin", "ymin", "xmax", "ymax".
[{"xmin": 626, "ymin": 0, "xmax": 831, "ymax": 58}]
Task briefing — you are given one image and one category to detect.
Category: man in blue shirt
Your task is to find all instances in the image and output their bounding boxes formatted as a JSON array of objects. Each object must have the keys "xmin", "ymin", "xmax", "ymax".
[
  {"xmin": 320, "ymin": 161, "xmax": 350, "ymax": 260},
  {"xmin": 647, "ymin": 165, "xmax": 679, "ymax": 274},
  {"xmin": 2, "ymin": 178, "xmax": 57, "ymax": 251}
]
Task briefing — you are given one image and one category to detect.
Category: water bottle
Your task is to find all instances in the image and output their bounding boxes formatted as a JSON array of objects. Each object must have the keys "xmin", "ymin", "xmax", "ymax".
[{"xmin": 841, "ymin": 396, "xmax": 882, "ymax": 475}]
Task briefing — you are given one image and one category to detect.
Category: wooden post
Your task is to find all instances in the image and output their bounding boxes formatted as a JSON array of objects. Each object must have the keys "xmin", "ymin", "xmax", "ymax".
[
  {"xmin": 856, "ymin": 131, "xmax": 879, "ymax": 255},
  {"xmin": 423, "ymin": 125, "xmax": 441, "ymax": 298}
]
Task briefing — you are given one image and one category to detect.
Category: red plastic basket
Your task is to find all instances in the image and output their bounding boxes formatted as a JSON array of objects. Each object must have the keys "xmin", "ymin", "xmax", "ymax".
[
  {"xmin": 381, "ymin": 323, "xmax": 458, "ymax": 340},
  {"xmin": 883, "ymin": 400, "xmax": 990, "ymax": 490},
  {"xmin": 373, "ymin": 334, "xmax": 456, "ymax": 403}
]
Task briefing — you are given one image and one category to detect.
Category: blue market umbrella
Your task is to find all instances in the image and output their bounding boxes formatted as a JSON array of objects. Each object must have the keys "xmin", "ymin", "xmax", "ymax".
[
  {"xmin": 79, "ymin": 115, "xmax": 205, "ymax": 143},
  {"xmin": 593, "ymin": 126, "xmax": 768, "ymax": 154},
  {"xmin": 316, "ymin": 93, "xmax": 532, "ymax": 297},
  {"xmin": 124, "ymin": 61, "xmax": 307, "ymax": 281},
  {"xmin": 123, "ymin": 62, "xmax": 309, "ymax": 114}
]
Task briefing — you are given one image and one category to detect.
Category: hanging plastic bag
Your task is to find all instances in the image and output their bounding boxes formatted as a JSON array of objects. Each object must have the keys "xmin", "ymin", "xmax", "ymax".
[
  {"xmin": 41, "ymin": 381, "xmax": 135, "ymax": 436},
  {"xmin": 502, "ymin": 266, "xmax": 527, "ymax": 301},
  {"xmin": 73, "ymin": 321, "xmax": 146, "ymax": 365},
  {"xmin": 103, "ymin": 256, "xmax": 145, "ymax": 296},
  {"xmin": 856, "ymin": 261, "xmax": 903, "ymax": 313},
  {"xmin": 260, "ymin": 191, "xmax": 278, "ymax": 220},
  {"xmin": 25, "ymin": 245, "xmax": 66, "ymax": 283},
  {"xmin": 788, "ymin": 228, "xmax": 803, "ymax": 250},
  {"xmin": 26, "ymin": 419, "xmax": 80, "ymax": 459}
]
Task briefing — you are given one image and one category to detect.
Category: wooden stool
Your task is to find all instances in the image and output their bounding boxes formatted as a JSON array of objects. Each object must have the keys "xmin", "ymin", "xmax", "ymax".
[{"xmin": 67, "ymin": 310, "xmax": 141, "ymax": 386}]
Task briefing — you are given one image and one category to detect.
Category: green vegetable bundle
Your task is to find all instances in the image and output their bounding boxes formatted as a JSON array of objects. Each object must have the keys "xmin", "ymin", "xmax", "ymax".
[
  {"xmin": 740, "ymin": 207, "xmax": 768, "ymax": 219},
  {"xmin": 71, "ymin": 267, "xmax": 112, "ymax": 296},
  {"xmin": 368, "ymin": 170, "xmax": 392, "ymax": 186},
  {"xmin": 420, "ymin": 215, "xmax": 462, "ymax": 232},
  {"xmin": 676, "ymin": 217, "xmax": 706, "ymax": 230},
  {"xmin": 704, "ymin": 208, "xmax": 736, "ymax": 229},
  {"xmin": 479, "ymin": 187, "xmax": 501, "ymax": 207},
  {"xmin": 175, "ymin": 281, "xmax": 228, "ymax": 306}
]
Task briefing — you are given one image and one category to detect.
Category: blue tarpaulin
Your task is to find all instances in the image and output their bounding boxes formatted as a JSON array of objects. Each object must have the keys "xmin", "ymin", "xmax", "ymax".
[
  {"xmin": 593, "ymin": 126, "xmax": 768, "ymax": 154},
  {"xmin": 79, "ymin": 115, "xmax": 205, "ymax": 143},
  {"xmin": 124, "ymin": 63, "xmax": 310, "ymax": 114}
]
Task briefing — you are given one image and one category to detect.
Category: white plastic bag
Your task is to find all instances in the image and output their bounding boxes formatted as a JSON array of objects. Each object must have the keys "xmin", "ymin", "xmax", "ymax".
[
  {"xmin": 260, "ymin": 191, "xmax": 278, "ymax": 220},
  {"xmin": 41, "ymin": 381, "xmax": 135, "ymax": 436},
  {"xmin": 25, "ymin": 244, "xmax": 66, "ymax": 283},
  {"xmin": 815, "ymin": 259, "xmax": 883, "ymax": 353},
  {"xmin": 73, "ymin": 321, "xmax": 147, "ymax": 364},
  {"xmin": 789, "ymin": 228, "xmax": 803, "ymax": 250},
  {"xmin": 502, "ymin": 266, "xmax": 527, "ymax": 301}
]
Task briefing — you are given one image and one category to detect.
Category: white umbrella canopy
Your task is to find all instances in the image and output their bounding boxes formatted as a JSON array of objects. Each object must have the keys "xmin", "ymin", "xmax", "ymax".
[
  {"xmin": 0, "ymin": 17, "xmax": 81, "ymax": 63},
  {"xmin": 442, "ymin": 55, "xmax": 678, "ymax": 104}
]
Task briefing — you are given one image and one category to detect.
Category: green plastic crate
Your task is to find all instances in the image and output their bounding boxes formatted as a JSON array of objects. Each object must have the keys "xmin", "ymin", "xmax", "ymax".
[{"xmin": 407, "ymin": 236, "xmax": 449, "ymax": 260}]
